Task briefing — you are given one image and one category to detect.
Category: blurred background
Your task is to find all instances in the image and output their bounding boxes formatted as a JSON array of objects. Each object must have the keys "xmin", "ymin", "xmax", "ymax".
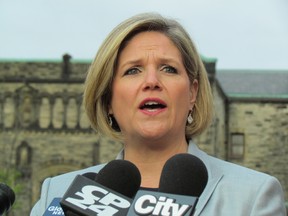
[{"xmin": 0, "ymin": 0, "xmax": 287, "ymax": 215}]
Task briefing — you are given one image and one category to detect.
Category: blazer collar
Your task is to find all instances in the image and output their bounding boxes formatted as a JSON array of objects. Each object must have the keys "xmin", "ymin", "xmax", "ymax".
[{"xmin": 115, "ymin": 141, "xmax": 223, "ymax": 215}]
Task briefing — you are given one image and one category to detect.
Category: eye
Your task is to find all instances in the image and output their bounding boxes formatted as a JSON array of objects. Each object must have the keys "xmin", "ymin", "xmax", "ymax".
[
  {"xmin": 161, "ymin": 65, "xmax": 178, "ymax": 74},
  {"xmin": 123, "ymin": 67, "xmax": 141, "ymax": 76}
]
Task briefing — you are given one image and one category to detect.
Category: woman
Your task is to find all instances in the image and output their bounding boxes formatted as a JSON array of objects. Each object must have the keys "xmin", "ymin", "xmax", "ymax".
[{"xmin": 31, "ymin": 13, "xmax": 286, "ymax": 215}]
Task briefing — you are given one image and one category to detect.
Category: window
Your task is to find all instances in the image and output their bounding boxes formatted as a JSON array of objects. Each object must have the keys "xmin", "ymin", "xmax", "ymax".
[{"xmin": 229, "ymin": 133, "xmax": 245, "ymax": 159}]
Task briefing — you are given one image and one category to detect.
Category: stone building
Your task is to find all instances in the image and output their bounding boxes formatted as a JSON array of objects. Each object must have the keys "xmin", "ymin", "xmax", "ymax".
[
  {"xmin": 216, "ymin": 70, "xmax": 288, "ymax": 198},
  {"xmin": 0, "ymin": 55, "xmax": 287, "ymax": 215}
]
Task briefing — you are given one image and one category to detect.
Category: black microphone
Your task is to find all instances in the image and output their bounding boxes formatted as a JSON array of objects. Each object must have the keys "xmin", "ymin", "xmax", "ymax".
[
  {"xmin": 95, "ymin": 160, "xmax": 140, "ymax": 199},
  {"xmin": 159, "ymin": 153, "xmax": 208, "ymax": 197},
  {"xmin": 0, "ymin": 183, "xmax": 16, "ymax": 215},
  {"xmin": 127, "ymin": 153, "xmax": 208, "ymax": 216},
  {"xmin": 60, "ymin": 160, "xmax": 141, "ymax": 216}
]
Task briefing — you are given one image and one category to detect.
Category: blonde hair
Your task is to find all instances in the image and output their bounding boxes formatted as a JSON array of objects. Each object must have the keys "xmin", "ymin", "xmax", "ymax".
[{"xmin": 83, "ymin": 13, "xmax": 214, "ymax": 141}]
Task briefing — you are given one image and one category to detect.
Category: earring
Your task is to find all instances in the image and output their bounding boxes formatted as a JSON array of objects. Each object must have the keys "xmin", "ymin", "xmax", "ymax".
[
  {"xmin": 187, "ymin": 110, "xmax": 193, "ymax": 124},
  {"xmin": 108, "ymin": 115, "xmax": 113, "ymax": 127}
]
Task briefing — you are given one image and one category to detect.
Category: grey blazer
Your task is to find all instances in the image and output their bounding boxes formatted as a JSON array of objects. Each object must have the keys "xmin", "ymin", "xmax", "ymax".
[{"xmin": 30, "ymin": 141, "xmax": 286, "ymax": 215}]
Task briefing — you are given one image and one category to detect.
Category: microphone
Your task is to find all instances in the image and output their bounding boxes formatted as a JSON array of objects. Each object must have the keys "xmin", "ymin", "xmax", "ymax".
[
  {"xmin": 159, "ymin": 153, "xmax": 208, "ymax": 197},
  {"xmin": 95, "ymin": 160, "xmax": 140, "ymax": 199},
  {"xmin": 127, "ymin": 153, "xmax": 208, "ymax": 216},
  {"xmin": 60, "ymin": 160, "xmax": 141, "ymax": 216},
  {"xmin": 42, "ymin": 172, "xmax": 98, "ymax": 216},
  {"xmin": 0, "ymin": 183, "xmax": 16, "ymax": 215}
]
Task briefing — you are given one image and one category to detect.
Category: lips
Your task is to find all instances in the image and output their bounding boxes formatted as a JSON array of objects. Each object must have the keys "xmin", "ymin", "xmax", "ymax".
[{"xmin": 139, "ymin": 98, "xmax": 167, "ymax": 111}]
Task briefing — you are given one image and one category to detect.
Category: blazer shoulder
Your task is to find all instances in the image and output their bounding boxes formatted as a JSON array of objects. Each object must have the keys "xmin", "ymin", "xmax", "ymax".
[
  {"xmin": 188, "ymin": 142, "xmax": 272, "ymax": 183},
  {"xmin": 197, "ymin": 154, "xmax": 286, "ymax": 215},
  {"xmin": 207, "ymin": 154, "xmax": 272, "ymax": 182}
]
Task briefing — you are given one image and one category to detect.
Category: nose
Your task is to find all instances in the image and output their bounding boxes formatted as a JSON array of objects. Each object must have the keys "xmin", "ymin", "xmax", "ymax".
[{"xmin": 142, "ymin": 68, "xmax": 162, "ymax": 91}]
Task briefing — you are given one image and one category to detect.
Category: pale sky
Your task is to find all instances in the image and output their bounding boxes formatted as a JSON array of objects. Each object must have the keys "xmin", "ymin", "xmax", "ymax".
[{"xmin": 0, "ymin": 0, "xmax": 288, "ymax": 70}]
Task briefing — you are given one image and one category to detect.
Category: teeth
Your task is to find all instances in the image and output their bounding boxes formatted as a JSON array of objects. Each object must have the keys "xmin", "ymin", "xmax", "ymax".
[
  {"xmin": 145, "ymin": 101, "xmax": 160, "ymax": 105},
  {"xmin": 140, "ymin": 101, "xmax": 166, "ymax": 110}
]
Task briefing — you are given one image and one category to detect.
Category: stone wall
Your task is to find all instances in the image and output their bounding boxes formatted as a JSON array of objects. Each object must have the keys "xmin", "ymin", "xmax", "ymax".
[
  {"xmin": 1, "ymin": 130, "xmax": 122, "ymax": 214},
  {"xmin": 228, "ymin": 102, "xmax": 288, "ymax": 199},
  {"xmin": 0, "ymin": 59, "xmax": 89, "ymax": 80},
  {"xmin": 0, "ymin": 59, "xmax": 123, "ymax": 215}
]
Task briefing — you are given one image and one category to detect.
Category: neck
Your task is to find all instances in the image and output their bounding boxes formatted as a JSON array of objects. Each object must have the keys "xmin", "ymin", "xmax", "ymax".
[{"xmin": 123, "ymin": 139, "xmax": 188, "ymax": 188}]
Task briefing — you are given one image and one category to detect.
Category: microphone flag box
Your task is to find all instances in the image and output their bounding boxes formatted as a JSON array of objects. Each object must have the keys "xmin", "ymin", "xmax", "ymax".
[
  {"xmin": 127, "ymin": 190, "xmax": 198, "ymax": 216},
  {"xmin": 60, "ymin": 175, "xmax": 132, "ymax": 216},
  {"xmin": 43, "ymin": 198, "xmax": 64, "ymax": 216}
]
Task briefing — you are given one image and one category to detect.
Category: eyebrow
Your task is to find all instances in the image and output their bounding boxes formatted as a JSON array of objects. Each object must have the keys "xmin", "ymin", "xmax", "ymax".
[{"xmin": 118, "ymin": 56, "xmax": 182, "ymax": 70}]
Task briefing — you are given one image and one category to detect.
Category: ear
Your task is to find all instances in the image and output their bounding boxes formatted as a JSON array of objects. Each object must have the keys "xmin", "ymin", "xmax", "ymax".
[
  {"xmin": 189, "ymin": 79, "xmax": 198, "ymax": 110},
  {"xmin": 108, "ymin": 105, "xmax": 113, "ymax": 115},
  {"xmin": 108, "ymin": 102, "xmax": 114, "ymax": 115}
]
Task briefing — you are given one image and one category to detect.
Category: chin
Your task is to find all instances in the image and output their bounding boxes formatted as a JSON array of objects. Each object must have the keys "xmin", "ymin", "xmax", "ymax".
[{"xmin": 139, "ymin": 129, "xmax": 171, "ymax": 141}]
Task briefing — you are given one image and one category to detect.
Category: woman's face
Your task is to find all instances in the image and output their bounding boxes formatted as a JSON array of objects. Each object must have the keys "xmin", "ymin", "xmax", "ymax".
[{"xmin": 110, "ymin": 31, "xmax": 198, "ymax": 143}]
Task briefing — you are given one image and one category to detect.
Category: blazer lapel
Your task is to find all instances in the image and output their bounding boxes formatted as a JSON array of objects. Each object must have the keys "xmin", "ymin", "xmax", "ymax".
[{"xmin": 187, "ymin": 142, "xmax": 224, "ymax": 216}]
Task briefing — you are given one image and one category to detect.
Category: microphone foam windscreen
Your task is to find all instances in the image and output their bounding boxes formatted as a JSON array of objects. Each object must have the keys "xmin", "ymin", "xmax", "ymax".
[
  {"xmin": 95, "ymin": 160, "xmax": 141, "ymax": 198},
  {"xmin": 82, "ymin": 172, "xmax": 98, "ymax": 180},
  {"xmin": 0, "ymin": 183, "xmax": 15, "ymax": 214},
  {"xmin": 159, "ymin": 153, "xmax": 208, "ymax": 197}
]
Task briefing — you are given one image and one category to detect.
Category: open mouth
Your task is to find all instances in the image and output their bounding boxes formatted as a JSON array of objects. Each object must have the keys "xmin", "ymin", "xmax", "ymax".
[{"xmin": 139, "ymin": 101, "xmax": 167, "ymax": 111}]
